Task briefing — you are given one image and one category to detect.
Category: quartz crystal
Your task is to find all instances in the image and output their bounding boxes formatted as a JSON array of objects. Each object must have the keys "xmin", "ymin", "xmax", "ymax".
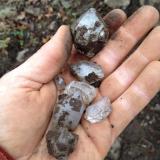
[
  {"xmin": 53, "ymin": 91, "xmax": 85, "ymax": 130},
  {"xmin": 71, "ymin": 8, "xmax": 109, "ymax": 58},
  {"xmin": 47, "ymin": 7, "xmax": 110, "ymax": 159},
  {"xmin": 46, "ymin": 81, "xmax": 97, "ymax": 159},
  {"xmin": 70, "ymin": 60, "xmax": 104, "ymax": 87},
  {"xmin": 46, "ymin": 127, "xmax": 78, "ymax": 160},
  {"xmin": 84, "ymin": 97, "xmax": 112, "ymax": 123},
  {"xmin": 46, "ymin": 91, "xmax": 84, "ymax": 160},
  {"xmin": 54, "ymin": 75, "xmax": 66, "ymax": 91},
  {"xmin": 64, "ymin": 81, "xmax": 97, "ymax": 105}
]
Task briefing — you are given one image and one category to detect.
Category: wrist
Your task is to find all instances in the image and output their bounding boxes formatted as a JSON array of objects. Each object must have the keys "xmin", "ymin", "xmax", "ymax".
[{"xmin": 0, "ymin": 146, "xmax": 14, "ymax": 160}]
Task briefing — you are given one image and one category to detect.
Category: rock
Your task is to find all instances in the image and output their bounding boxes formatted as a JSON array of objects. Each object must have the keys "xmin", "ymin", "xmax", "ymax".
[
  {"xmin": 48, "ymin": 21, "xmax": 58, "ymax": 31},
  {"xmin": 64, "ymin": 81, "xmax": 97, "ymax": 105},
  {"xmin": 70, "ymin": 60, "xmax": 104, "ymax": 87},
  {"xmin": 46, "ymin": 127, "xmax": 78, "ymax": 160},
  {"xmin": 106, "ymin": 138, "xmax": 122, "ymax": 160},
  {"xmin": 54, "ymin": 75, "xmax": 66, "ymax": 91},
  {"xmin": 71, "ymin": 8, "xmax": 108, "ymax": 58},
  {"xmin": 16, "ymin": 49, "xmax": 29, "ymax": 62},
  {"xmin": 53, "ymin": 91, "xmax": 85, "ymax": 130},
  {"xmin": 104, "ymin": 0, "xmax": 130, "ymax": 8},
  {"xmin": 84, "ymin": 97, "xmax": 112, "ymax": 123},
  {"xmin": 151, "ymin": 103, "xmax": 160, "ymax": 112},
  {"xmin": 46, "ymin": 80, "xmax": 97, "ymax": 159}
]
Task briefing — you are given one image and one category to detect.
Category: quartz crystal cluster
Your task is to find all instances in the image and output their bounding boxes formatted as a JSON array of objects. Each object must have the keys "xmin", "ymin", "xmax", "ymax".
[
  {"xmin": 46, "ymin": 81, "xmax": 97, "ymax": 160},
  {"xmin": 46, "ymin": 8, "xmax": 111, "ymax": 160}
]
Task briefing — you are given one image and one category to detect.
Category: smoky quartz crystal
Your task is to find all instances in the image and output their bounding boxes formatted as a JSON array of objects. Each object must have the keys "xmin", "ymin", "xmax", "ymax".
[
  {"xmin": 70, "ymin": 60, "xmax": 104, "ymax": 87},
  {"xmin": 71, "ymin": 8, "xmax": 109, "ymax": 58}
]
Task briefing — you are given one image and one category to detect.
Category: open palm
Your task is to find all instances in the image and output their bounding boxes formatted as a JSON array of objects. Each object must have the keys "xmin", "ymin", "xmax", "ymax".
[{"xmin": 0, "ymin": 6, "xmax": 160, "ymax": 160}]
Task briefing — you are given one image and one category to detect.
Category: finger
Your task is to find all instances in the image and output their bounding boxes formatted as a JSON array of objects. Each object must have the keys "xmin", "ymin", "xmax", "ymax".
[
  {"xmin": 109, "ymin": 61, "xmax": 160, "ymax": 140},
  {"xmin": 82, "ymin": 61, "xmax": 160, "ymax": 157},
  {"xmin": 100, "ymin": 26, "xmax": 160, "ymax": 101},
  {"xmin": 13, "ymin": 25, "xmax": 72, "ymax": 84},
  {"xmin": 70, "ymin": 126, "xmax": 102, "ymax": 160},
  {"xmin": 92, "ymin": 6, "xmax": 159, "ymax": 76},
  {"xmin": 103, "ymin": 9, "xmax": 127, "ymax": 35},
  {"xmin": 82, "ymin": 111, "xmax": 112, "ymax": 157}
]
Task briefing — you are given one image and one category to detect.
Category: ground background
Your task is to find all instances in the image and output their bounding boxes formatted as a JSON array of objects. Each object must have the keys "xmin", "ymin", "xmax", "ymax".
[{"xmin": 0, "ymin": 0, "xmax": 160, "ymax": 160}]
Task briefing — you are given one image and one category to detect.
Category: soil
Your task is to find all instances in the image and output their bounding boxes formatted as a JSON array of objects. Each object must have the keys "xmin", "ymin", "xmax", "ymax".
[{"xmin": 0, "ymin": 0, "xmax": 160, "ymax": 160}]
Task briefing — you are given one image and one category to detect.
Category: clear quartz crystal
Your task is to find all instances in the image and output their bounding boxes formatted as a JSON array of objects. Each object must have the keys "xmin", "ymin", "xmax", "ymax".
[
  {"xmin": 84, "ymin": 97, "xmax": 112, "ymax": 123},
  {"xmin": 53, "ymin": 91, "xmax": 85, "ymax": 130},
  {"xmin": 64, "ymin": 81, "xmax": 97, "ymax": 105},
  {"xmin": 54, "ymin": 75, "xmax": 66, "ymax": 91},
  {"xmin": 70, "ymin": 60, "xmax": 104, "ymax": 87}
]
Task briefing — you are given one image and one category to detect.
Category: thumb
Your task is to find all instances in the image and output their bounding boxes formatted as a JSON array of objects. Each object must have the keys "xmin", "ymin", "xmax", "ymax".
[{"xmin": 14, "ymin": 25, "xmax": 72, "ymax": 84}]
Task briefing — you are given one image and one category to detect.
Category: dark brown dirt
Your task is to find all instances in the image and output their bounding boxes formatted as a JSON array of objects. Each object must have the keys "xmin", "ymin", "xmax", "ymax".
[
  {"xmin": 69, "ymin": 98, "xmax": 82, "ymax": 112},
  {"xmin": 119, "ymin": 94, "xmax": 160, "ymax": 160},
  {"xmin": 0, "ymin": 1, "xmax": 160, "ymax": 160},
  {"xmin": 85, "ymin": 72, "xmax": 102, "ymax": 87}
]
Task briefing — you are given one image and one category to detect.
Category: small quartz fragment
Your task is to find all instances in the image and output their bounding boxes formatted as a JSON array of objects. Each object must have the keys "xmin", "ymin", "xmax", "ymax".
[
  {"xmin": 71, "ymin": 8, "xmax": 109, "ymax": 58},
  {"xmin": 53, "ymin": 91, "xmax": 85, "ymax": 130},
  {"xmin": 70, "ymin": 60, "xmax": 104, "ymax": 87},
  {"xmin": 54, "ymin": 75, "xmax": 66, "ymax": 91},
  {"xmin": 84, "ymin": 97, "xmax": 112, "ymax": 123},
  {"xmin": 46, "ymin": 126, "xmax": 78, "ymax": 160},
  {"xmin": 64, "ymin": 81, "xmax": 97, "ymax": 105}
]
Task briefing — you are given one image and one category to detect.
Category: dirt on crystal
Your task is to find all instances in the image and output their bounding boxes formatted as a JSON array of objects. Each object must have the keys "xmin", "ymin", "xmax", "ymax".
[
  {"xmin": 46, "ymin": 127, "xmax": 78, "ymax": 160},
  {"xmin": 70, "ymin": 60, "xmax": 104, "ymax": 87}
]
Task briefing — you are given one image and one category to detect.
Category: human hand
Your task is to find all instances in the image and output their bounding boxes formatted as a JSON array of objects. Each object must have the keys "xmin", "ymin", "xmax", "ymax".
[{"xmin": 0, "ymin": 6, "xmax": 160, "ymax": 160}]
